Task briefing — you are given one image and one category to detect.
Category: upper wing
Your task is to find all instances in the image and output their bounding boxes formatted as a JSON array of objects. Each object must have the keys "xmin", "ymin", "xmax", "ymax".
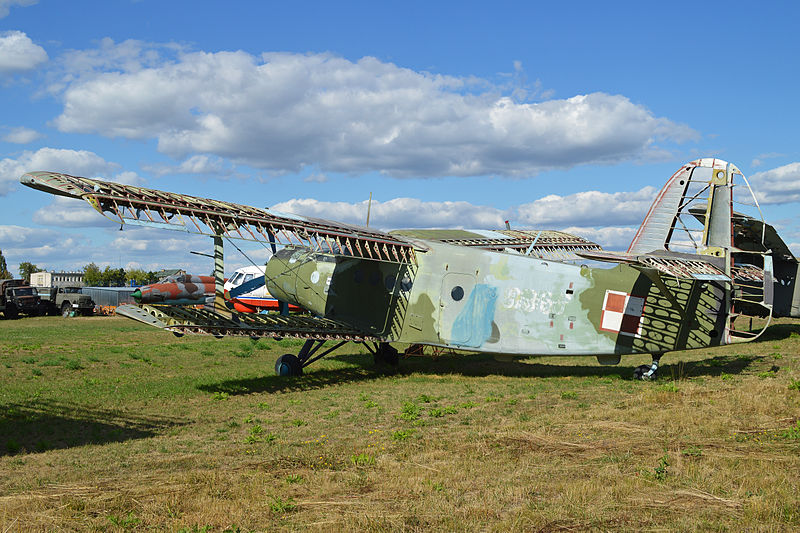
[
  {"xmin": 390, "ymin": 228, "xmax": 602, "ymax": 261},
  {"xmin": 20, "ymin": 171, "xmax": 418, "ymax": 264}
]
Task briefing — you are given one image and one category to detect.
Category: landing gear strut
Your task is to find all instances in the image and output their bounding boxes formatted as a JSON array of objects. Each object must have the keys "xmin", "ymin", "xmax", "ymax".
[
  {"xmin": 362, "ymin": 342, "xmax": 399, "ymax": 366},
  {"xmin": 633, "ymin": 355, "xmax": 661, "ymax": 381},
  {"xmin": 274, "ymin": 339, "xmax": 348, "ymax": 377}
]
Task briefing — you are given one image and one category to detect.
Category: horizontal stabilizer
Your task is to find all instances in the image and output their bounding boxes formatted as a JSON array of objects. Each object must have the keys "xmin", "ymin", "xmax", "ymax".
[{"xmin": 577, "ymin": 250, "xmax": 730, "ymax": 282}]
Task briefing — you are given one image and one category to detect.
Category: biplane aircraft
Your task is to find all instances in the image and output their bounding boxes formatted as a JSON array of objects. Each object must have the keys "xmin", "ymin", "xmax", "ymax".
[{"xmin": 20, "ymin": 158, "xmax": 800, "ymax": 380}]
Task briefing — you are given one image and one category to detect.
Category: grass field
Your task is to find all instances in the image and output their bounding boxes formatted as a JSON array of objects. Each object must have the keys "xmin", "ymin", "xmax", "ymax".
[{"xmin": 1, "ymin": 315, "xmax": 799, "ymax": 531}]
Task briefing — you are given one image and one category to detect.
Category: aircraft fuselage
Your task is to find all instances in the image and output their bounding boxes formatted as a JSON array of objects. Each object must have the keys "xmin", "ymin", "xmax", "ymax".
[{"xmin": 265, "ymin": 241, "xmax": 727, "ymax": 358}]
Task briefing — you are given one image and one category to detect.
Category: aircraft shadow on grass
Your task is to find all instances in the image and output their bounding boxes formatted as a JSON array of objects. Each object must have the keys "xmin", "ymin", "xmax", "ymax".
[
  {"xmin": 749, "ymin": 321, "xmax": 800, "ymax": 342},
  {"xmin": 0, "ymin": 400, "xmax": 185, "ymax": 457},
  {"xmin": 198, "ymin": 323, "xmax": 797, "ymax": 396}
]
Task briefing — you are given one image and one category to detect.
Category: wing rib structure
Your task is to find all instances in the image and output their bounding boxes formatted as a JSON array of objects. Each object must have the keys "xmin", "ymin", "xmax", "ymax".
[{"xmin": 20, "ymin": 171, "xmax": 417, "ymax": 265}]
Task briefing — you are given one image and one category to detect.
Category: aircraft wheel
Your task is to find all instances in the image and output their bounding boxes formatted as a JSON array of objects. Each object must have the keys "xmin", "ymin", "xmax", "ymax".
[
  {"xmin": 633, "ymin": 364, "xmax": 657, "ymax": 381},
  {"xmin": 61, "ymin": 302, "xmax": 73, "ymax": 318},
  {"xmin": 374, "ymin": 343, "xmax": 399, "ymax": 366},
  {"xmin": 275, "ymin": 354, "xmax": 303, "ymax": 376}
]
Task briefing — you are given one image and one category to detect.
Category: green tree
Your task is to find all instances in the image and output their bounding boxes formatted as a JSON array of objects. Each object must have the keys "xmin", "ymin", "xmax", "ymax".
[
  {"xmin": 102, "ymin": 266, "xmax": 126, "ymax": 287},
  {"xmin": 125, "ymin": 268, "xmax": 153, "ymax": 286},
  {"xmin": 83, "ymin": 263, "xmax": 103, "ymax": 286},
  {"xmin": 0, "ymin": 249, "xmax": 10, "ymax": 279},
  {"xmin": 18, "ymin": 262, "xmax": 42, "ymax": 283}
]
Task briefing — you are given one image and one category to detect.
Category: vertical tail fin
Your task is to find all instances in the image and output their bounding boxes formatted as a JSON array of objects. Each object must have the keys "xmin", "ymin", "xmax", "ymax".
[{"xmin": 627, "ymin": 159, "xmax": 737, "ymax": 255}]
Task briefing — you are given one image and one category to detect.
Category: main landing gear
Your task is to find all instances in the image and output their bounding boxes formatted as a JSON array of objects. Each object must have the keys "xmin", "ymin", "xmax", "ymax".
[
  {"xmin": 364, "ymin": 342, "xmax": 399, "ymax": 366},
  {"xmin": 275, "ymin": 339, "xmax": 349, "ymax": 376},
  {"xmin": 633, "ymin": 354, "xmax": 661, "ymax": 381},
  {"xmin": 273, "ymin": 340, "xmax": 398, "ymax": 376}
]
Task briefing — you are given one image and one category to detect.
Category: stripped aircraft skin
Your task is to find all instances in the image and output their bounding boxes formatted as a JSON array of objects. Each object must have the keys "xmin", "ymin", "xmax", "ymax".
[{"xmin": 20, "ymin": 158, "xmax": 800, "ymax": 379}]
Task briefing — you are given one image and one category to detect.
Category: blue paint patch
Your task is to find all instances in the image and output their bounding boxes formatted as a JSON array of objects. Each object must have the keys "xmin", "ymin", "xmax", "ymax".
[{"xmin": 451, "ymin": 284, "xmax": 498, "ymax": 347}]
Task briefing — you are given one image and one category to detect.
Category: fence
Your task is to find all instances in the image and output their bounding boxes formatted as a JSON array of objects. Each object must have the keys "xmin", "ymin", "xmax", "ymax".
[{"xmin": 80, "ymin": 287, "xmax": 136, "ymax": 314}]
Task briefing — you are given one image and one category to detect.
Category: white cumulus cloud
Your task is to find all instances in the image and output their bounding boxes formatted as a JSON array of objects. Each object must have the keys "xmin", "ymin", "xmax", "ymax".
[
  {"xmin": 30, "ymin": 170, "xmax": 145, "ymax": 226},
  {"xmin": 271, "ymin": 197, "xmax": 509, "ymax": 230},
  {"xmin": 52, "ymin": 44, "xmax": 697, "ymax": 178},
  {"xmin": 749, "ymin": 162, "xmax": 800, "ymax": 204},
  {"xmin": 0, "ymin": 0, "xmax": 36, "ymax": 19},
  {"xmin": 560, "ymin": 226, "xmax": 637, "ymax": 250},
  {"xmin": 270, "ymin": 188, "xmax": 651, "ymax": 250},
  {"xmin": 0, "ymin": 30, "xmax": 47, "ymax": 73},
  {"xmin": 32, "ymin": 196, "xmax": 114, "ymax": 228},
  {"xmin": 143, "ymin": 154, "xmax": 232, "ymax": 177},
  {"xmin": 0, "ymin": 224, "xmax": 90, "ymax": 273},
  {"xmin": 2, "ymin": 126, "xmax": 42, "ymax": 143},
  {"xmin": 516, "ymin": 187, "xmax": 656, "ymax": 227},
  {"xmin": 0, "ymin": 147, "xmax": 118, "ymax": 195}
]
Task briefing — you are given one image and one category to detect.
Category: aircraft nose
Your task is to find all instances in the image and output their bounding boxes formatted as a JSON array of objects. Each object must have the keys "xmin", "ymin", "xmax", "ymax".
[{"xmin": 131, "ymin": 289, "xmax": 142, "ymax": 302}]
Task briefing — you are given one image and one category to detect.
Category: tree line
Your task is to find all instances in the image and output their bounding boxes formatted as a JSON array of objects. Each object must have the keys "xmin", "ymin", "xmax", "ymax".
[
  {"xmin": 0, "ymin": 250, "xmax": 160, "ymax": 286},
  {"xmin": 81, "ymin": 263, "xmax": 160, "ymax": 287}
]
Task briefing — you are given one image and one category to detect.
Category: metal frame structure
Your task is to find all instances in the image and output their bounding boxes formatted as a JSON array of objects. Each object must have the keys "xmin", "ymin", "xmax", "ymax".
[{"xmin": 21, "ymin": 172, "xmax": 418, "ymax": 265}]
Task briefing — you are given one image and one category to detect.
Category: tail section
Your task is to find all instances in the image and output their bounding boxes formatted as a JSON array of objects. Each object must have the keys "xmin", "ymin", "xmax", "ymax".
[
  {"xmin": 628, "ymin": 159, "xmax": 800, "ymax": 339},
  {"xmin": 628, "ymin": 158, "xmax": 738, "ymax": 255}
]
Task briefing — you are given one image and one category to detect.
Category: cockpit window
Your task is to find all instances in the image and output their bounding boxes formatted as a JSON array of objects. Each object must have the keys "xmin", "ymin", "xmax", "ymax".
[
  {"xmin": 243, "ymin": 273, "xmax": 254, "ymax": 283},
  {"xmin": 230, "ymin": 272, "xmax": 243, "ymax": 285}
]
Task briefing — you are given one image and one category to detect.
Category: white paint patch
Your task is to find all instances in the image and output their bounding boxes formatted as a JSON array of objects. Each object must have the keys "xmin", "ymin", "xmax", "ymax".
[
  {"xmin": 501, "ymin": 287, "xmax": 568, "ymax": 315},
  {"xmin": 310, "ymin": 271, "xmax": 320, "ymax": 284},
  {"xmin": 600, "ymin": 290, "xmax": 645, "ymax": 337}
]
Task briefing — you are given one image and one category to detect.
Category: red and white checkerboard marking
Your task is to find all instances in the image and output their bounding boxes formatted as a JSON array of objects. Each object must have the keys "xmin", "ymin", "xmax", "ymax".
[{"xmin": 600, "ymin": 290, "xmax": 645, "ymax": 337}]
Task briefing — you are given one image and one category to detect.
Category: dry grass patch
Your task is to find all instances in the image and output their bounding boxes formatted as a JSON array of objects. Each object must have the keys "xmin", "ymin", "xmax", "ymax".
[{"xmin": 1, "ymin": 316, "xmax": 799, "ymax": 530}]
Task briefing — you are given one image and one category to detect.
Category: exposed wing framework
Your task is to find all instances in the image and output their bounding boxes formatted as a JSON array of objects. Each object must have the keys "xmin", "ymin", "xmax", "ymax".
[
  {"xmin": 391, "ymin": 229, "xmax": 602, "ymax": 261},
  {"xmin": 116, "ymin": 303, "xmax": 380, "ymax": 341},
  {"xmin": 21, "ymin": 171, "xmax": 417, "ymax": 265}
]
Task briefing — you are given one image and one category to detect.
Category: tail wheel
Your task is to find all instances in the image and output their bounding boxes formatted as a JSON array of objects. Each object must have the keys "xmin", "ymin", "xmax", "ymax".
[
  {"xmin": 633, "ymin": 364, "xmax": 658, "ymax": 381},
  {"xmin": 275, "ymin": 354, "xmax": 303, "ymax": 376}
]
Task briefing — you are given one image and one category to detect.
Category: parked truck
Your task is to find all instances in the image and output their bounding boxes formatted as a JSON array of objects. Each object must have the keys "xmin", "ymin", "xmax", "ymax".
[
  {"xmin": 0, "ymin": 279, "xmax": 43, "ymax": 319},
  {"xmin": 38, "ymin": 286, "xmax": 95, "ymax": 317}
]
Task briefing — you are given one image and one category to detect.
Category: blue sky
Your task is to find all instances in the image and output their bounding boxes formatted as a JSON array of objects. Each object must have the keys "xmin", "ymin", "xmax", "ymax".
[{"xmin": 1, "ymin": 0, "xmax": 799, "ymax": 276}]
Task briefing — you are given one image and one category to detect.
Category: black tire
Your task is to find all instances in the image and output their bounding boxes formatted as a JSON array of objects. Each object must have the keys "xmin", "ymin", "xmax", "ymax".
[
  {"xmin": 61, "ymin": 302, "xmax": 72, "ymax": 318},
  {"xmin": 275, "ymin": 353, "xmax": 303, "ymax": 376},
  {"xmin": 633, "ymin": 364, "xmax": 657, "ymax": 381},
  {"xmin": 3, "ymin": 304, "xmax": 18, "ymax": 320},
  {"xmin": 374, "ymin": 343, "xmax": 400, "ymax": 366}
]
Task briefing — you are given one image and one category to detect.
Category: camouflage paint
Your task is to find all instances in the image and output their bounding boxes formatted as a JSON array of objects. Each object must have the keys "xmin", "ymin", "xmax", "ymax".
[
  {"xmin": 20, "ymin": 159, "xmax": 800, "ymax": 364},
  {"xmin": 263, "ymin": 238, "xmax": 728, "ymax": 357},
  {"xmin": 132, "ymin": 275, "xmax": 216, "ymax": 306}
]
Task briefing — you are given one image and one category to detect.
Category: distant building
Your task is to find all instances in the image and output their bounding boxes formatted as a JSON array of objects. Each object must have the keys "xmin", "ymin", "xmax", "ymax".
[
  {"xmin": 154, "ymin": 268, "xmax": 185, "ymax": 280},
  {"xmin": 30, "ymin": 271, "xmax": 84, "ymax": 288}
]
